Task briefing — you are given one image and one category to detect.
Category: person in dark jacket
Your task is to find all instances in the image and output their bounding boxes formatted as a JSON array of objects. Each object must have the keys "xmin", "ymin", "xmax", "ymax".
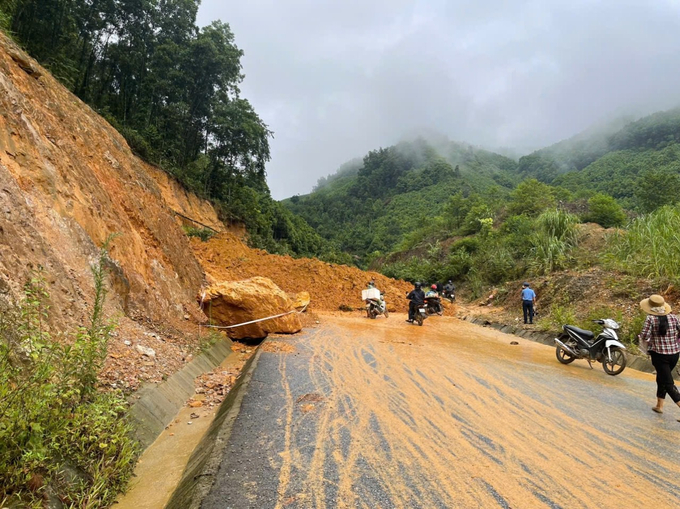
[{"xmin": 406, "ymin": 282, "xmax": 425, "ymax": 323}]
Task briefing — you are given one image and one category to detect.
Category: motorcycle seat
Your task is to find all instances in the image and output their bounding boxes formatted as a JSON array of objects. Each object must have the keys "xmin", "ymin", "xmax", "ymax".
[{"xmin": 564, "ymin": 325, "xmax": 594, "ymax": 339}]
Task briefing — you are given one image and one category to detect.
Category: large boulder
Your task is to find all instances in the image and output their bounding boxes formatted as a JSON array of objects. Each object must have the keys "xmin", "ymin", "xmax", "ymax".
[{"xmin": 199, "ymin": 277, "xmax": 302, "ymax": 340}]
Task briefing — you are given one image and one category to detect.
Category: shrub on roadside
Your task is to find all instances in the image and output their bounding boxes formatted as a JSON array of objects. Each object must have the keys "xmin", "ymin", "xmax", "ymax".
[{"xmin": 0, "ymin": 245, "xmax": 139, "ymax": 508}]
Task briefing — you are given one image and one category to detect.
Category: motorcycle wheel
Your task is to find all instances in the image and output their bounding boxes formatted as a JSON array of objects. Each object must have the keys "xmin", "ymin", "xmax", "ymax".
[
  {"xmin": 415, "ymin": 314, "xmax": 423, "ymax": 326},
  {"xmin": 555, "ymin": 336, "xmax": 577, "ymax": 364},
  {"xmin": 602, "ymin": 347, "xmax": 626, "ymax": 376},
  {"xmin": 369, "ymin": 309, "xmax": 378, "ymax": 319}
]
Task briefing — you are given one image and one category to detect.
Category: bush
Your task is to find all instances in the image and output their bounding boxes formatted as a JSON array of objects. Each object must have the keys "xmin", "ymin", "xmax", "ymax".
[
  {"xmin": 507, "ymin": 179, "xmax": 557, "ymax": 217},
  {"xmin": 182, "ymin": 225, "xmax": 217, "ymax": 242},
  {"xmin": 583, "ymin": 193, "xmax": 626, "ymax": 228},
  {"xmin": 530, "ymin": 209, "xmax": 579, "ymax": 274},
  {"xmin": 0, "ymin": 245, "xmax": 138, "ymax": 507}
]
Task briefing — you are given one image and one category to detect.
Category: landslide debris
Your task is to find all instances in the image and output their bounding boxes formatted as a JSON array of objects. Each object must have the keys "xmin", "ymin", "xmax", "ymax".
[
  {"xmin": 199, "ymin": 277, "xmax": 303, "ymax": 340},
  {"xmin": 0, "ymin": 33, "xmax": 225, "ymax": 389},
  {"xmin": 192, "ymin": 233, "xmax": 413, "ymax": 312}
]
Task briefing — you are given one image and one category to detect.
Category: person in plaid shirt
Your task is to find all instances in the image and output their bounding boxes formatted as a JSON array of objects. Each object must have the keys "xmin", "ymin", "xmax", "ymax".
[{"xmin": 639, "ymin": 294, "xmax": 680, "ymax": 418}]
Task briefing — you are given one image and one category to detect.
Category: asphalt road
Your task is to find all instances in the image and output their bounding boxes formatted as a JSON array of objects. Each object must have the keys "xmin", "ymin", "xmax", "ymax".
[{"xmin": 201, "ymin": 314, "xmax": 680, "ymax": 509}]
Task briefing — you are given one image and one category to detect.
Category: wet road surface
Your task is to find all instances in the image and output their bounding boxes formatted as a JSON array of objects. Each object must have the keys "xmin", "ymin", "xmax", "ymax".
[{"xmin": 202, "ymin": 314, "xmax": 680, "ymax": 508}]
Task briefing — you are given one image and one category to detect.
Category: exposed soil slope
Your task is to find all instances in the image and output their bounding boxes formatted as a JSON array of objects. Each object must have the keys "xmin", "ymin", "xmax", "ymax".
[
  {"xmin": 192, "ymin": 234, "xmax": 414, "ymax": 312},
  {"xmin": 0, "ymin": 34, "xmax": 221, "ymax": 331}
]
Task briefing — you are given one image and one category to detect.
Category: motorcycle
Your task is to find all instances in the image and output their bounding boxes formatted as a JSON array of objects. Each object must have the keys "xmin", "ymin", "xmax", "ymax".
[
  {"xmin": 425, "ymin": 296, "xmax": 443, "ymax": 316},
  {"xmin": 413, "ymin": 304, "xmax": 427, "ymax": 326},
  {"xmin": 406, "ymin": 294, "xmax": 428, "ymax": 326},
  {"xmin": 442, "ymin": 289, "xmax": 455, "ymax": 302},
  {"xmin": 554, "ymin": 319, "xmax": 627, "ymax": 376},
  {"xmin": 366, "ymin": 297, "xmax": 389, "ymax": 319}
]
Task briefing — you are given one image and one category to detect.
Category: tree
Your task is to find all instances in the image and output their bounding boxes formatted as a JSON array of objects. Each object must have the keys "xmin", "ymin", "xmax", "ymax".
[
  {"xmin": 583, "ymin": 193, "xmax": 626, "ymax": 228},
  {"xmin": 635, "ymin": 169, "xmax": 680, "ymax": 213},
  {"xmin": 507, "ymin": 179, "xmax": 556, "ymax": 217}
]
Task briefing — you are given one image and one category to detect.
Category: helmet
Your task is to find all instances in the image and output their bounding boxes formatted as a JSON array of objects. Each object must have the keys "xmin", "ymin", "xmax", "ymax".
[
  {"xmin": 448, "ymin": 280, "xmax": 452, "ymax": 284},
  {"xmin": 431, "ymin": 284, "xmax": 437, "ymax": 290},
  {"xmin": 415, "ymin": 282, "xmax": 421, "ymax": 289}
]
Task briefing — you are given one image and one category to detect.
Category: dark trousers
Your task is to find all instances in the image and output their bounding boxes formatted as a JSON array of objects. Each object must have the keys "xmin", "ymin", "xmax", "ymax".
[
  {"xmin": 522, "ymin": 300, "xmax": 534, "ymax": 324},
  {"xmin": 650, "ymin": 351, "xmax": 680, "ymax": 402},
  {"xmin": 408, "ymin": 301, "xmax": 420, "ymax": 321}
]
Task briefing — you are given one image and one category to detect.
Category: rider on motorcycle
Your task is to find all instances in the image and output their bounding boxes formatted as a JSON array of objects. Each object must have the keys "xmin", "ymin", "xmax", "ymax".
[
  {"xmin": 425, "ymin": 284, "xmax": 443, "ymax": 314},
  {"xmin": 406, "ymin": 282, "xmax": 425, "ymax": 323},
  {"xmin": 365, "ymin": 279, "xmax": 386, "ymax": 318},
  {"xmin": 443, "ymin": 280, "xmax": 455, "ymax": 301}
]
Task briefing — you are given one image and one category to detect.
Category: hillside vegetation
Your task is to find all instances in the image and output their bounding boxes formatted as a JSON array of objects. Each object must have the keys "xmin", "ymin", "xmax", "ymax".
[
  {"xmin": 284, "ymin": 108, "xmax": 680, "ymax": 310},
  {"xmin": 0, "ymin": 0, "xmax": 330, "ymax": 257}
]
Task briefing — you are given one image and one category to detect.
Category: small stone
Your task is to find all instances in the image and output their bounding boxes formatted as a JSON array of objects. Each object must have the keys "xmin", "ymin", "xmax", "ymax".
[
  {"xmin": 187, "ymin": 421, "xmax": 193, "ymax": 425},
  {"xmin": 124, "ymin": 340, "xmax": 131, "ymax": 346},
  {"xmin": 135, "ymin": 345, "xmax": 156, "ymax": 358},
  {"xmin": 510, "ymin": 341, "xmax": 519, "ymax": 345},
  {"xmin": 188, "ymin": 400, "xmax": 203, "ymax": 408}
]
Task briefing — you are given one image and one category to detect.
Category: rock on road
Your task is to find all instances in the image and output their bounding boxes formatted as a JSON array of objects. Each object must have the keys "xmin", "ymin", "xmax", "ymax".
[{"xmin": 201, "ymin": 314, "xmax": 680, "ymax": 508}]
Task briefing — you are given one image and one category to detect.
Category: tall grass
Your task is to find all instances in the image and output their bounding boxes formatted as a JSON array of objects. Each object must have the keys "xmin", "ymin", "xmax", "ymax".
[
  {"xmin": 607, "ymin": 205, "xmax": 680, "ymax": 284},
  {"xmin": 530, "ymin": 209, "xmax": 579, "ymax": 274},
  {"xmin": 0, "ymin": 244, "xmax": 138, "ymax": 507}
]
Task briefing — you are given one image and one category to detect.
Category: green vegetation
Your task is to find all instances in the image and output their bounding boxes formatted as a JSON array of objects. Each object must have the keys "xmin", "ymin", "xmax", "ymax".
[
  {"xmin": 0, "ymin": 247, "xmax": 138, "ymax": 507},
  {"xmin": 606, "ymin": 205, "xmax": 680, "ymax": 286},
  {"xmin": 286, "ymin": 107, "xmax": 680, "ymax": 302},
  {"xmin": 182, "ymin": 225, "xmax": 217, "ymax": 243},
  {"xmin": 0, "ymin": 0, "xmax": 332, "ymax": 258}
]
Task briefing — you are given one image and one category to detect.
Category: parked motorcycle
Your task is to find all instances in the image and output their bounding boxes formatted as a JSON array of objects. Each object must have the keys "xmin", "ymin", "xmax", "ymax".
[
  {"xmin": 425, "ymin": 296, "xmax": 443, "ymax": 316},
  {"xmin": 554, "ymin": 319, "xmax": 627, "ymax": 375},
  {"xmin": 366, "ymin": 297, "xmax": 389, "ymax": 319}
]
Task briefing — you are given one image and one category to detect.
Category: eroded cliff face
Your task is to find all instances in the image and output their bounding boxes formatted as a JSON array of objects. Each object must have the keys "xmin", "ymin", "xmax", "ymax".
[{"xmin": 0, "ymin": 33, "xmax": 221, "ymax": 333}]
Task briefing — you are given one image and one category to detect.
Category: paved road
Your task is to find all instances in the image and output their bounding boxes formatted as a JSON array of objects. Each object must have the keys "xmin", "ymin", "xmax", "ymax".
[{"xmin": 202, "ymin": 314, "xmax": 680, "ymax": 508}]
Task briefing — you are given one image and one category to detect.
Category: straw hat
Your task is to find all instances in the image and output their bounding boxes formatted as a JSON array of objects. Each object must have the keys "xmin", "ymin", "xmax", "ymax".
[{"xmin": 640, "ymin": 294, "xmax": 672, "ymax": 316}]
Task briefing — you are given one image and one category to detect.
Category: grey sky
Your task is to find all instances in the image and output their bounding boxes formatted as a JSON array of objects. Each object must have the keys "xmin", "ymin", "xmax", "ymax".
[{"xmin": 197, "ymin": 0, "xmax": 680, "ymax": 199}]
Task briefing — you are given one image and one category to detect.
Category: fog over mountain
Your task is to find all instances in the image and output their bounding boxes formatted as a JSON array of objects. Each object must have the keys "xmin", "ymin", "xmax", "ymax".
[{"xmin": 197, "ymin": 0, "xmax": 680, "ymax": 199}]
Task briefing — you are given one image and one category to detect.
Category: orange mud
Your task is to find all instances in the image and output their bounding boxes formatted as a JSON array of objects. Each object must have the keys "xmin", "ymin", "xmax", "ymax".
[
  {"xmin": 269, "ymin": 314, "xmax": 680, "ymax": 508},
  {"xmin": 191, "ymin": 233, "xmax": 419, "ymax": 313}
]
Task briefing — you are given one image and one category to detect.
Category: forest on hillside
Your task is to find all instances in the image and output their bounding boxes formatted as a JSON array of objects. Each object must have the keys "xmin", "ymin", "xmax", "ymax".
[
  {"xmin": 0, "ymin": 0, "xmax": 332, "ymax": 257},
  {"xmin": 285, "ymin": 110, "xmax": 680, "ymax": 296}
]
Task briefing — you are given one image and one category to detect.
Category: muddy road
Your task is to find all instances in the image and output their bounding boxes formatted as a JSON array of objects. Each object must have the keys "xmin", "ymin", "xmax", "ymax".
[{"xmin": 201, "ymin": 314, "xmax": 680, "ymax": 508}]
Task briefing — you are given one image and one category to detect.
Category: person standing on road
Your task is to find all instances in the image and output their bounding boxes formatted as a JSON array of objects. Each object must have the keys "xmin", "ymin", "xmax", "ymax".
[
  {"xmin": 638, "ymin": 294, "xmax": 680, "ymax": 419},
  {"xmin": 521, "ymin": 282, "xmax": 536, "ymax": 324},
  {"xmin": 406, "ymin": 282, "xmax": 425, "ymax": 323}
]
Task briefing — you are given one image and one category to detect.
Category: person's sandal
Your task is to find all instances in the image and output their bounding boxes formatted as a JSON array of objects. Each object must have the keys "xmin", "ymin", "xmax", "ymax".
[{"xmin": 652, "ymin": 407, "xmax": 663, "ymax": 414}]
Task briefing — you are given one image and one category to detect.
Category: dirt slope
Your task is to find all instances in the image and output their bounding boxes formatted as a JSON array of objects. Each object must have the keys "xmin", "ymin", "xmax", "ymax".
[
  {"xmin": 0, "ymin": 34, "xmax": 222, "ymax": 331},
  {"xmin": 0, "ymin": 32, "xmax": 417, "ymax": 392},
  {"xmin": 192, "ymin": 234, "xmax": 414, "ymax": 312}
]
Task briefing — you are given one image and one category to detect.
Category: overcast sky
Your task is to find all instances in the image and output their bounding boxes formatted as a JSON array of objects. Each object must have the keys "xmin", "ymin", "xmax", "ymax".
[{"xmin": 197, "ymin": 0, "xmax": 680, "ymax": 199}]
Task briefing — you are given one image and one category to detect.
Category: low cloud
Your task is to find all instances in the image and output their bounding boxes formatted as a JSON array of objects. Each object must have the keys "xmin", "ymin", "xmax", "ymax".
[{"xmin": 198, "ymin": 0, "xmax": 680, "ymax": 198}]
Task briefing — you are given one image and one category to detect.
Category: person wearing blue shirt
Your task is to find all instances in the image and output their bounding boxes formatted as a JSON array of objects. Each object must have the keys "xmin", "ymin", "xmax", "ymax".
[{"xmin": 521, "ymin": 282, "xmax": 536, "ymax": 324}]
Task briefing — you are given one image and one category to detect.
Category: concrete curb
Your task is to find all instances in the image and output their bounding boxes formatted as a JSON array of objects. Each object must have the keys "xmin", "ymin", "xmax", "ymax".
[
  {"xmin": 463, "ymin": 316, "xmax": 660, "ymax": 376},
  {"xmin": 129, "ymin": 339, "xmax": 234, "ymax": 449},
  {"xmin": 165, "ymin": 346, "xmax": 262, "ymax": 509}
]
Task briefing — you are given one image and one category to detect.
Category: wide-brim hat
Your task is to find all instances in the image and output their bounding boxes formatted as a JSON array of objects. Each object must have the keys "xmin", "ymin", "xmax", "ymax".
[{"xmin": 640, "ymin": 294, "xmax": 672, "ymax": 316}]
